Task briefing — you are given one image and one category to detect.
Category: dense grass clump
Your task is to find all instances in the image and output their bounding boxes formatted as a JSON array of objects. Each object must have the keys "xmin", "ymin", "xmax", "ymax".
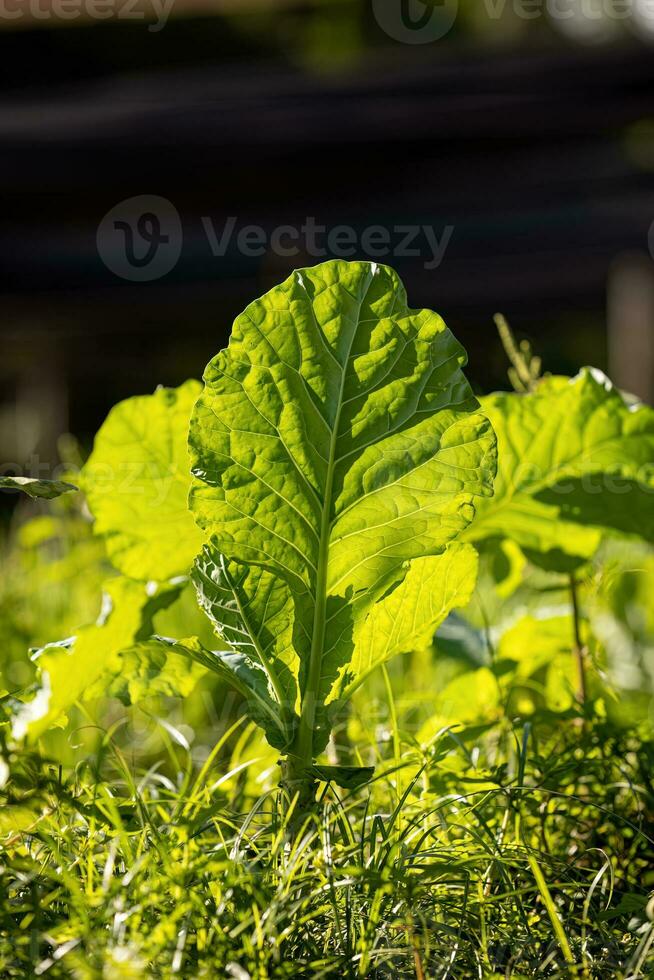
[{"xmin": 1, "ymin": 707, "xmax": 653, "ymax": 978}]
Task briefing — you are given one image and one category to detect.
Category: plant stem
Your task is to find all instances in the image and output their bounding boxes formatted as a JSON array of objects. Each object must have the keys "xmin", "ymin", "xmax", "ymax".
[
  {"xmin": 294, "ymin": 459, "xmax": 332, "ymax": 769},
  {"xmin": 569, "ymin": 572, "xmax": 587, "ymax": 705},
  {"xmin": 494, "ymin": 314, "xmax": 536, "ymax": 392},
  {"xmin": 279, "ymin": 755, "xmax": 318, "ymax": 835},
  {"xmin": 381, "ymin": 664, "xmax": 402, "ymax": 820}
]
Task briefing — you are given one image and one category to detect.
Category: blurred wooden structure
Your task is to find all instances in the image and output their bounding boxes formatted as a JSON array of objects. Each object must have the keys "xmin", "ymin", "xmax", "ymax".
[{"xmin": 608, "ymin": 255, "xmax": 654, "ymax": 404}]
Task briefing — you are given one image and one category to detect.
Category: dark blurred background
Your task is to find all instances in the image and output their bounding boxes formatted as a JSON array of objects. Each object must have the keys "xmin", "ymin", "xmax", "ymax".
[{"xmin": 2, "ymin": 0, "xmax": 654, "ymax": 484}]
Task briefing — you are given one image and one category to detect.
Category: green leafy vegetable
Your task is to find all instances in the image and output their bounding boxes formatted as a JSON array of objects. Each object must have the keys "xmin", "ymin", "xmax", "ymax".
[
  {"xmin": 81, "ymin": 380, "xmax": 205, "ymax": 580},
  {"xmin": 188, "ymin": 259, "xmax": 495, "ymax": 797},
  {"xmin": 0, "ymin": 477, "xmax": 78, "ymax": 499},
  {"xmin": 9, "ymin": 260, "xmax": 495, "ymax": 817}
]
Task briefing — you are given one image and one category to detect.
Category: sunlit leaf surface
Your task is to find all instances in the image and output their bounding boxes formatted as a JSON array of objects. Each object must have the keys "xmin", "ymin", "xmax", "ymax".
[
  {"xmin": 82, "ymin": 380, "xmax": 205, "ymax": 580},
  {"xmin": 189, "ymin": 260, "xmax": 495, "ymax": 752},
  {"xmin": 467, "ymin": 369, "xmax": 654, "ymax": 564}
]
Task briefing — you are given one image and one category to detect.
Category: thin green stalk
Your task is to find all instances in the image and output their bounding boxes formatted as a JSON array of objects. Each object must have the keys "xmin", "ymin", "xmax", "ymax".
[
  {"xmin": 494, "ymin": 314, "xmax": 539, "ymax": 392},
  {"xmin": 476, "ymin": 880, "xmax": 491, "ymax": 973},
  {"xmin": 381, "ymin": 664, "xmax": 402, "ymax": 819},
  {"xmin": 513, "ymin": 722, "xmax": 531, "ymax": 841},
  {"xmin": 527, "ymin": 852, "xmax": 576, "ymax": 970},
  {"xmin": 569, "ymin": 572, "xmax": 587, "ymax": 705}
]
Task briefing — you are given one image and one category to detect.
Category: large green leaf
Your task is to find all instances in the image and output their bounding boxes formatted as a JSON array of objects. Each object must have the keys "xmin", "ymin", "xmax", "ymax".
[
  {"xmin": 81, "ymin": 381, "xmax": 205, "ymax": 580},
  {"xmin": 12, "ymin": 577, "xmax": 184, "ymax": 741},
  {"xmin": 466, "ymin": 369, "xmax": 654, "ymax": 563},
  {"xmin": 0, "ymin": 476, "xmax": 77, "ymax": 499},
  {"xmin": 189, "ymin": 260, "xmax": 496, "ymax": 755}
]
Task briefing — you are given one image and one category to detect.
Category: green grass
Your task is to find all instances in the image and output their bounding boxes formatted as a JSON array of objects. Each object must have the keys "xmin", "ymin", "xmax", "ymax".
[{"xmin": 2, "ymin": 706, "xmax": 653, "ymax": 978}]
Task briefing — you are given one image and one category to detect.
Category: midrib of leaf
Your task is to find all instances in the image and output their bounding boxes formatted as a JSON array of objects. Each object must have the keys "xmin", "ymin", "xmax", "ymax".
[{"xmin": 293, "ymin": 278, "xmax": 370, "ymax": 764}]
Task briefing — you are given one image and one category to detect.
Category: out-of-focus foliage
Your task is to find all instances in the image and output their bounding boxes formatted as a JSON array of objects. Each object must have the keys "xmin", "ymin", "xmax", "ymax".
[
  {"xmin": 0, "ymin": 468, "xmax": 230, "ymax": 756},
  {"xmin": 223, "ymin": 0, "xmax": 654, "ymax": 72},
  {"xmin": 11, "ymin": 576, "xmax": 191, "ymax": 741},
  {"xmin": 81, "ymin": 379, "xmax": 205, "ymax": 581},
  {"xmin": 0, "ymin": 496, "xmax": 108, "ymax": 696},
  {"xmin": 589, "ymin": 538, "xmax": 654, "ymax": 717},
  {"xmin": 466, "ymin": 369, "xmax": 654, "ymax": 567},
  {"xmin": 424, "ymin": 536, "xmax": 654, "ymax": 727},
  {"xmin": 12, "ymin": 381, "xmax": 222, "ymax": 743}
]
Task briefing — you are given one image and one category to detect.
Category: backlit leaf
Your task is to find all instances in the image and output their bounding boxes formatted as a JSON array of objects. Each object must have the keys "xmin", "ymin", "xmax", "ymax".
[
  {"xmin": 189, "ymin": 260, "xmax": 496, "ymax": 753},
  {"xmin": 466, "ymin": 369, "xmax": 654, "ymax": 565},
  {"xmin": 81, "ymin": 380, "xmax": 205, "ymax": 580},
  {"xmin": 192, "ymin": 547, "xmax": 299, "ymax": 748},
  {"xmin": 12, "ymin": 577, "xmax": 184, "ymax": 741},
  {"xmin": 337, "ymin": 542, "xmax": 480, "ymax": 700}
]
